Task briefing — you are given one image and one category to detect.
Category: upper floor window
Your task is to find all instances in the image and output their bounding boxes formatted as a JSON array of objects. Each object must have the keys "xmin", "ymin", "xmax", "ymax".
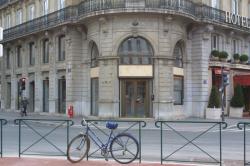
[
  {"xmin": 211, "ymin": 0, "xmax": 220, "ymax": 9},
  {"xmin": 211, "ymin": 34, "xmax": 219, "ymax": 50},
  {"xmin": 16, "ymin": 46, "xmax": 22, "ymax": 68},
  {"xmin": 173, "ymin": 41, "xmax": 183, "ymax": 68},
  {"xmin": 58, "ymin": 35, "xmax": 65, "ymax": 61},
  {"xmin": 43, "ymin": 39, "xmax": 49, "ymax": 63},
  {"xmin": 232, "ymin": 0, "xmax": 239, "ymax": 14},
  {"xmin": 29, "ymin": 42, "xmax": 35, "ymax": 66},
  {"xmin": 28, "ymin": 4, "xmax": 35, "ymax": 20},
  {"xmin": 5, "ymin": 14, "xmax": 11, "ymax": 29},
  {"xmin": 42, "ymin": 0, "xmax": 49, "ymax": 15},
  {"xmin": 118, "ymin": 37, "xmax": 153, "ymax": 65},
  {"xmin": 58, "ymin": 0, "xmax": 65, "ymax": 10},
  {"xmin": 174, "ymin": 76, "xmax": 184, "ymax": 105},
  {"xmin": 16, "ymin": 9, "xmax": 22, "ymax": 25},
  {"xmin": 6, "ymin": 48, "xmax": 11, "ymax": 69},
  {"xmin": 232, "ymin": 39, "xmax": 241, "ymax": 54},
  {"xmin": 91, "ymin": 42, "xmax": 99, "ymax": 67}
]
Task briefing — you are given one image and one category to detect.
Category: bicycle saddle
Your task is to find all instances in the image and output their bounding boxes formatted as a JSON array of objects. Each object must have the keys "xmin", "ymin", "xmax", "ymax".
[{"xmin": 106, "ymin": 121, "xmax": 118, "ymax": 130}]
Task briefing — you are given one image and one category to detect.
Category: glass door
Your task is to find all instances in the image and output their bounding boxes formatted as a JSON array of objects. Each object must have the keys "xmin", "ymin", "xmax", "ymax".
[{"xmin": 121, "ymin": 79, "xmax": 150, "ymax": 118}]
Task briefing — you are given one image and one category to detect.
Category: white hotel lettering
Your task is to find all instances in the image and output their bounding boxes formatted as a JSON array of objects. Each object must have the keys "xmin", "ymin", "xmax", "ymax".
[{"xmin": 225, "ymin": 11, "xmax": 249, "ymax": 29}]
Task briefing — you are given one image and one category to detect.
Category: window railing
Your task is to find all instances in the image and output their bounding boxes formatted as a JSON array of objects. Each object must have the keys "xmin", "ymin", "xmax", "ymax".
[{"xmin": 3, "ymin": 0, "xmax": 250, "ymax": 42}]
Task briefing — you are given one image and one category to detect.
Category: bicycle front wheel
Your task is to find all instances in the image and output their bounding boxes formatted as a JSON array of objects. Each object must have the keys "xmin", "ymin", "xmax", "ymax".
[
  {"xmin": 110, "ymin": 133, "xmax": 139, "ymax": 164},
  {"xmin": 67, "ymin": 134, "xmax": 90, "ymax": 163}
]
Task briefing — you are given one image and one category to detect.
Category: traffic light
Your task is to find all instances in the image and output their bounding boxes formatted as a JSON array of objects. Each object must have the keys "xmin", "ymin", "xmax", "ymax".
[
  {"xmin": 20, "ymin": 78, "xmax": 26, "ymax": 90},
  {"xmin": 222, "ymin": 72, "xmax": 229, "ymax": 87}
]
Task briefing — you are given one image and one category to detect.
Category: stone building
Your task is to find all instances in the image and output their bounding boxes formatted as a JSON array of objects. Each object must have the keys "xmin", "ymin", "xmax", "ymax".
[{"xmin": 0, "ymin": 0, "xmax": 250, "ymax": 119}]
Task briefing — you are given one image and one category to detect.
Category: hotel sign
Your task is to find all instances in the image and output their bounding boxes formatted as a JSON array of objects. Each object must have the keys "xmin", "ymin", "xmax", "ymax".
[{"xmin": 225, "ymin": 11, "xmax": 250, "ymax": 29}]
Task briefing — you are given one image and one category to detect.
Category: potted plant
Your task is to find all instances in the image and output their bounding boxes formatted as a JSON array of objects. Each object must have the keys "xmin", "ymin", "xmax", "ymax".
[
  {"xmin": 240, "ymin": 54, "xmax": 249, "ymax": 64},
  {"xmin": 230, "ymin": 85, "xmax": 245, "ymax": 118},
  {"xmin": 210, "ymin": 50, "xmax": 220, "ymax": 61},
  {"xmin": 233, "ymin": 53, "xmax": 240, "ymax": 63},
  {"xmin": 206, "ymin": 86, "xmax": 221, "ymax": 119},
  {"xmin": 219, "ymin": 51, "xmax": 228, "ymax": 62}
]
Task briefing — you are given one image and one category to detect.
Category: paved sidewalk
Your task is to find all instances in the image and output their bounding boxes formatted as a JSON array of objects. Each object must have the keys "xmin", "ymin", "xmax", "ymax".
[{"xmin": 0, "ymin": 157, "xmax": 195, "ymax": 166}]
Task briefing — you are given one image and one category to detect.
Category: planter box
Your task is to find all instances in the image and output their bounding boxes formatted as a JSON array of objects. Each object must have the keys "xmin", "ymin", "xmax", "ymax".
[
  {"xmin": 206, "ymin": 108, "xmax": 221, "ymax": 120},
  {"xmin": 229, "ymin": 107, "xmax": 243, "ymax": 118}
]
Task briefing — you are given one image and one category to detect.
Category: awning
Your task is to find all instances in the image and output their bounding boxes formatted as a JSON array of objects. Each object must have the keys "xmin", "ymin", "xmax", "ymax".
[{"xmin": 234, "ymin": 75, "xmax": 250, "ymax": 86}]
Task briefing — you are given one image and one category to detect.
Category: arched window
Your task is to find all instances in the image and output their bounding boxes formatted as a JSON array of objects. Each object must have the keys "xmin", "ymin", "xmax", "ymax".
[
  {"xmin": 118, "ymin": 37, "xmax": 153, "ymax": 65},
  {"xmin": 91, "ymin": 42, "xmax": 99, "ymax": 67},
  {"xmin": 173, "ymin": 41, "xmax": 183, "ymax": 68}
]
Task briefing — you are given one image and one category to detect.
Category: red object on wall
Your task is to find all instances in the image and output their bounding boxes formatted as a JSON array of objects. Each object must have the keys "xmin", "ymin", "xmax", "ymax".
[
  {"xmin": 68, "ymin": 105, "xmax": 74, "ymax": 118},
  {"xmin": 234, "ymin": 75, "xmax": 250, "ymax": 86}
]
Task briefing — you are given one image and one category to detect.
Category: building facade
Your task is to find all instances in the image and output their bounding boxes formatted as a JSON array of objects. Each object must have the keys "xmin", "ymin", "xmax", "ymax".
[{"xmin": 0, "ymin": 0, "xmax": 250, "ymax": 119}]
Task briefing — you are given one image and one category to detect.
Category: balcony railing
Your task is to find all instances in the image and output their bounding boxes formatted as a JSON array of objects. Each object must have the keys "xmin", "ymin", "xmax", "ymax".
[{"xmin": 3, "ymin": 0, "xmax": 250, "ymax": 42}]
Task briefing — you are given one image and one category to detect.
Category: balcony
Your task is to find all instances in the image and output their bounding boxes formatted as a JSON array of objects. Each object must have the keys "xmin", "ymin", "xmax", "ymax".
[{"xmin": 2, "ymin": 0, "xmax": 250, "ymax": 43}]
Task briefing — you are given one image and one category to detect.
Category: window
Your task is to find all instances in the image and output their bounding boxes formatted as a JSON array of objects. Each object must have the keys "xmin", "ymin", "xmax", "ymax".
[
  {"xmin": 16, "ymin": 9, "xmax": 22, "ymax": 25},
  {"xmin": 5, "ymin": 14, "xmax": 11, "ymax": 29},
  {"xmin": 211, "ymin": 34, "xmax": 219, "ymax": 50},
  {"xmin": 58, "ymin": 0, "xmax": 65, "ymax": 10},
  {"xmin": 91, "ymin": 43, "xmax": 99, "ymax": 67},
  {"xmin": 16, "ymin": 46, "xmax": 22, "ymax": 68},
  {"xmin": 232, "ymin": 0, "xmax": 239, "ymax": 14},
  {"xmin": 211, "ymin": 0, "xmax": 220, "ymax": 8},
  {"xmin": 28, "ymin": 4, "xmax": 35, "ymax": 20},
  {"xmin": 6, "ymin": 48, "xmax": 11, "ymax": 69},
  {"xmin": 118, "ymin": 37, "xmax": 153, "ymax": 65},
  {"xmin": 91, "ymin": 78, "xmax": 99, "ymax": 116},
  {"xmin": 29, "ymin": 42, "xmax": 35, "ymax": 66},
  {"xmin": 173, "ymin": 41, "xmax": 183, "ymax": 68},
  {"xmin": 174, "ymin": 76, "xmax": 183, "ymax": 105},
  {"xmin": 43, "ymin": 39, "xmax": 49, "ymax": 63},
  {"xmin": 58, "ymin": 35, "xmax": 65, "ymax": 61},
  {"xmin": 232, "ymin": 39, "xmax": 241, "ymax": 54},
  {"xmin": 42, "ymin": 0, "xmax": 49, "ymax": 15}
]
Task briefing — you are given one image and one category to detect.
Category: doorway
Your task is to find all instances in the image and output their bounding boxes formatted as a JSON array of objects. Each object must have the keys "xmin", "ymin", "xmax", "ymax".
[
  {"xmin": 29, "ymin": 81, "xmax": 35, "ymax": 112},
  {"xmin": 121, "ymin": 79, "xmax": 151, "ymax": 118},
  {"xmin": 43, "ymin": 79, "xmax": 49, "ymax": 113},
  {"xmin": 58, "ymin": 78, "xmax": 66, "ymax": 114}
]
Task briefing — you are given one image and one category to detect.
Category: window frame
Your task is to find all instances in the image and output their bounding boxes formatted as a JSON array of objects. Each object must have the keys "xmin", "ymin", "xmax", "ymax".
[
  {"xmin": 16, "ymin": 45, "xmax": 22, "ymax": 68},
  {"xmin": 173, "ymin": 42, "xmax": 183, "ymax": 68},
  {"xmin": 42, "ymin": 0, "xmax": 49, "ymax": 15},
  {"xmin": 43, "ymin": 39, "xmax": 49, "ymax": 64},
  {"xmin": 28, "ymin": 4, "xmax": 35, "ymax": 20},
  {"xmin": 174, "ymin": 76, "xmax": 184, "ymax": 105},
  {"xmin": 6, "ymin": 48, "xmax": 11, "ymax": 69},
  {"xmin": 58, "ymin": 35, "xmax": 65, "ymax": 61},
  {"xmin": 16, "ymin": 9, "xmax": 23, "ymax": 25},
  {"xmin": 29, "ymin": 42, "xmax": 35, "ymax": 66},
  {"xmin": 91, "ymin": 43, "xmax": 99, "ymax": 68}
]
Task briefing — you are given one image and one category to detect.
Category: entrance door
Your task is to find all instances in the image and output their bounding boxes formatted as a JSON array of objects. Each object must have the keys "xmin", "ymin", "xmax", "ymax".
[
  {"xmin": 43, "ymin": 80, "xmax": 49, "ymax": 112},
  {"xmin": 121, "ymin": 79, "xmax": 151, "ymax": 118},
  {"xmin": 29, "ymin": 81, "xmax": 35, "ymax": 112},
  {"xmin": 58, "ymin": 78, "xmax": 66, "ymax": 114}
]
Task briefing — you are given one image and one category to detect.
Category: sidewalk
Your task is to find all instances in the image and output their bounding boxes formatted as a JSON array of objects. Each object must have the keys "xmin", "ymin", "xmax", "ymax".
[{"xmin": 0, "ymin": 157, "xmax": 195, "ymax": 166}]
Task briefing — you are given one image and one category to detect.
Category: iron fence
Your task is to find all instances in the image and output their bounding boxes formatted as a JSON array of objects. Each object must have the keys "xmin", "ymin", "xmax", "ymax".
[
  {"xmin": 0, "ymin": 119, "xmax": 7, "ymax": 157},
  {"xmin": 14, "ymin": 119, "xmax": 74, "ymax": 157},
  {"xmin": 237, "ymin": 122, "xmax": 250, "ymax": 166},
  {"xmin": 155, "ymin": 121, "xmax": 227, "ymax": 166},
  {"xmin": 80, "ymin": 119, "xmax": 146, "ymax": 163}
]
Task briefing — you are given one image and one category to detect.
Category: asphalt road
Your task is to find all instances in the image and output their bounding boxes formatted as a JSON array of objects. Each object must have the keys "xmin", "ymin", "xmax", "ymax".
[{"xmin": 1, "ymin": 119, "xmax": 249, "ymax": 165}]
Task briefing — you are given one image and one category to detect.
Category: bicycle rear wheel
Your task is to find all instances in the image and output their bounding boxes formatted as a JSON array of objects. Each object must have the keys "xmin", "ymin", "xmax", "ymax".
[
  {"xmin": 110, "ymin": 133, "xmax": 139, "ymax": 164},
  {"xmin": 67, "ymin": 134, "xmax": 90, "ymax": 163}
]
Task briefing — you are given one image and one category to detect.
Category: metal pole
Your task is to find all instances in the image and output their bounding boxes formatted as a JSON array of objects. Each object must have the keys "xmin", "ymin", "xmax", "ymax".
[
  {"xmin": 244, "ymin": 124, "xmax": 246, "ymax": 166},
  {"xmin": 0, "ymin": 120, "xmax": 2, "ymax": 158},
  {"xmin": 67, "ymin": 121, "xmax": 69, "ymax": 156},
  {"xmin": 19, "ymin": 120, "xmax": 21, "ymax": 158},
  {"xmin": 219, "ymin": 123, "xmax": 222, "ymax": 166},
  {"xmin": 160, "ymin": 122, "xmax": 163, "ymax": 165},
  {"xmin": 139, "ymin": 122, "xmax": 142, "ymax": 163},
  {"xmin": 221, "ymin": 66, "xmax": 225, "ymax": 122}
]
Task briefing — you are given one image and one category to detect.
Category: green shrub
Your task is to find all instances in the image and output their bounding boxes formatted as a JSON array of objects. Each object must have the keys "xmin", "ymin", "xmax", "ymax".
[
  {"xmin": 233, "ymin": 53, "xmax": 240, "ymax": 60},
  {"xmin": 208, "ymin": 86, "xmax": 221, "ymax": 108},
  {"xmin": 211, "ymin": 50, "xmax": 220, "ymax": 57},
  {"xmin": 240, "ymin": 54, "xmax": 249, "ymax": 62},
  {"xmin": 230, "ymin": 85, "xmax": 245, "ymax": 108},
  {"xmin": 219, "ymin": 51, "xmax": 228, "ymax": 59}
]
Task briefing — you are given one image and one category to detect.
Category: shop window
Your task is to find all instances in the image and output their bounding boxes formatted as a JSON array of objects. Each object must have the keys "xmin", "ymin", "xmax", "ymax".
[
  {"xmin": 16, "ymin": 46, "xmax": 22, "ymax": 68},
  {"xmin": 91, "ymin": 42, "xmax": 99, "ymax": 67},
  {"xmin": 118, "ymin": 37, "xmax": 153, "ymax": 65},
  {"xmin": 58, "ymin": 35, "xmax": 65, "ymax": 61},
  {"xmin": 173, "ymin": 41, "xmax": 183, "ymax": 68},
  {"xmin": 29, "ymin": 42, "xmax": 35, "ymax": 66},
  {"xmin": 43, "ymin": 39, "xmax": 49, "ymax": 63},
  {"xmin": 174, "ymin": 76, "xmax": 184, "ymax": 105}
]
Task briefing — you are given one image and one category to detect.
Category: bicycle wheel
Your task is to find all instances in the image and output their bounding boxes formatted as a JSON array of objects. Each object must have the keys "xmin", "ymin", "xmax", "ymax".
[
  {"xmin": 110, "ymin": 133, "xmax": 139, "ymax": 164},
  {"xmin": 67, "ymin": 134, "xmax": 90, "ymax": 163}
]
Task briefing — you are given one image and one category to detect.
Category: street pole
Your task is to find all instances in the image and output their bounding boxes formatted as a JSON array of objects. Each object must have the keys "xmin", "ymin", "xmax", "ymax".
[{"xmin": 220, "ymin": 66, "xmax": 225, "ymax": 122}]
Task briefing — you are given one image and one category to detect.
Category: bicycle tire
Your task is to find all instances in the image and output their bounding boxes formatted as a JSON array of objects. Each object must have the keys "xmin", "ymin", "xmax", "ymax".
[
  {"xmin": 110, "ymin": 133, "xmax": 139, "ymax": 164},
  {"xmin": 67, "ymin": 134, "xmax": 90, "ymax": 163}
]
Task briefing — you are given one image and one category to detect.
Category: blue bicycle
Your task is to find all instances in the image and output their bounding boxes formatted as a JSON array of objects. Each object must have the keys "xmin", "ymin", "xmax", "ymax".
[{"xmin": 67, "ymin": 119, "xmax": 139, "ymax": 164}]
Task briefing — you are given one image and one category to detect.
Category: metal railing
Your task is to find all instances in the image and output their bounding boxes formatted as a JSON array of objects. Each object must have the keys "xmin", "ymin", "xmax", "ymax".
[
  {"xmin": 14, "ymin": 119, "xmax": 74, "ymax": 157},
  {"xmin": 3, "ymin": 0, "xmax": 250, "ymax": 42},
  {"xmin": 155, "ymin": 121, "xmax": 227, "ymax": 166},
  {"xmin": 0, "ymin": 119, "xmax": 7, "ymax": 157},
  {"xmin": 237, "ymin": 122, "xmax": 250, "ymax": 166},
  {"xmin": 81, "ymin": 119, "xmax": 146, "ymax": 163}
]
